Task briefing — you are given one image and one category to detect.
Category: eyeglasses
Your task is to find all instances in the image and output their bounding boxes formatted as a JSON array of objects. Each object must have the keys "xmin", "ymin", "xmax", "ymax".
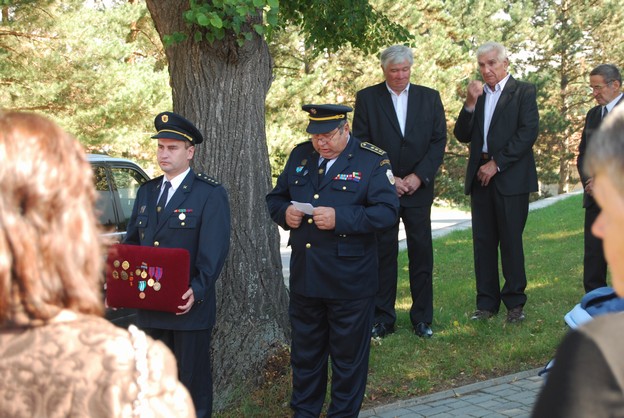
[
  {"xmin": 589, "ymin": 81, "xmax": 613, "ymax": 92},
  {"xmin": 311, "ymin": 127, "xmax": 341, "ymax": 145}
]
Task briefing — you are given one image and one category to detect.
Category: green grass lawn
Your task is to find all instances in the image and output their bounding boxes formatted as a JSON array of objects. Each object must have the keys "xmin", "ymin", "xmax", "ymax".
[{"xmin": 217, "ymin": 193, "xmax": 589, "ymax": 417}]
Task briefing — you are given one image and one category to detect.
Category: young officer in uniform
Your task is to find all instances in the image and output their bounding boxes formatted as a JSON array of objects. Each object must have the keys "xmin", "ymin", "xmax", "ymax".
[
  {"xmin": 266, "ymin": 104, "xmax": 399, "ymax": 417},
  {"xmin": 125, "ymin": 111, "xmax": 231, "ymax": 418}
]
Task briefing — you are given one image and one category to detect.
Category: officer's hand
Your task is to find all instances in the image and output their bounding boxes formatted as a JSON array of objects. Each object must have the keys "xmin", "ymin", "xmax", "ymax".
[
  {"xmin": 285, "ymin": 205, "xmax": 304, "ymax": 228},
  {"xmin": 177, "ymin": 287, "xmax": 195, "ymax": 315},
  {"xmin": 104, "ymin": 298, "xmax": 117, "ymax": 311},
  {"xmin": 312, "ymin": 206, "xmax": 336, "ymax": 230},
  {"xmin": 394, "ymin": 177, "xmax": 409, "ymax": 197},
  {"xmin": 465, "ymin": 80, "xmax": 484, "ymax": 111}
]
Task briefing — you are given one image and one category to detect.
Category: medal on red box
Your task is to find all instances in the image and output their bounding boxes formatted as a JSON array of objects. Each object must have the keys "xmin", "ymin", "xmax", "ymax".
[{"xmin": 111, "ymin": 259, "xmax": 165, "ymax": 301}]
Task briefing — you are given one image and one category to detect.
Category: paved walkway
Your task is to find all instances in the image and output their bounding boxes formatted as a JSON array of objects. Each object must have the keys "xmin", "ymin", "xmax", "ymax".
[{"xmin": 359, "ymin": 368, "xmax": 544, "ymax": 418}]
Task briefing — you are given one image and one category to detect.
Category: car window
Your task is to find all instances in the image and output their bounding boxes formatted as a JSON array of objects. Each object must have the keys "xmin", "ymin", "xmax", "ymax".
[
  {"xmin": 93, "ymin": 165, "xmax": 117, "ymax": 229},
  {"xmin": 110, "ymin": 167, "xmax": 148, "ymax": 230}
]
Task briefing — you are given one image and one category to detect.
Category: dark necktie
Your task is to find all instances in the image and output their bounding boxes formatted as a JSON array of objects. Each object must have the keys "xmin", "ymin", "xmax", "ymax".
[
  {"xmin": 318, "ymin": 158, "xmax": 329, "ymax": 183},
  {"xmin": 602, "ymin": 106, "xmax": 609, "ymax": 120},
  {"xmin": 156, "ymin": 181, "xmax": 171, "ymax": 221}
]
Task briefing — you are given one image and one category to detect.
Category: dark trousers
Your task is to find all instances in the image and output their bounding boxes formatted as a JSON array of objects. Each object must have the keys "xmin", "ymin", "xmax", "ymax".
[
  {"xmin": 289, "ymin": 293, "xmax": 374, "ymax": 418},
  {"xmin": 583, "ymin": 203, "xmax": 608, "ymax": 292},
  {"xmin": 374, "ymin": 205, "xmax": 434, "ymax": 327},
  {"xmin": 145, "ymin": 328, "xmax": 213, "ymax": 418},
  {"xmin": 471, "ymin": 176, "xmax": 529, "ymax": 312}
]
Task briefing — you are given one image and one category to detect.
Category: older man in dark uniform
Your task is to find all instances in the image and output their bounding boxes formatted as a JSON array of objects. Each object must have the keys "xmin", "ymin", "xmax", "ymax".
[
  {"xmin": 125, "ymin": 111, "xmax": 231, "ymax": 418},
  {"xmin": 266, "ymin": 104, "xmax": 399, "ymax": 417}
]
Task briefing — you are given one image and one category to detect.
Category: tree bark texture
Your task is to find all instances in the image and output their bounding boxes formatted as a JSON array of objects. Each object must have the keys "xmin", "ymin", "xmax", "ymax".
[{"xmin": 146, "ymin": 1, "xmax": 290, "ymax": 410}]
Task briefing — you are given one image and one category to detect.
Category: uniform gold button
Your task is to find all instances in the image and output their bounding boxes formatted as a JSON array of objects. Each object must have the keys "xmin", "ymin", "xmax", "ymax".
[
  {"xmin": 306, "ymin": 243, "xmax": 311, "ymax": 249},
  {"xmin": 295, "ymin": 180, "xmax": 299, "ymax": 184},
  {"xmin": 342, "ymin": 186, "xmax": 346, "ymax": 190},
  {"xmin": 154, "ymin": 241, "xmax": 160, "ymax": 247},
  {"xmin": 313, "ymin": 194, "xmax": 319, "ymax": 200},
  {"xmin": 181, "ymin": 222, "xmax": 186, "ymax": 226},
  {"xmin": 308, "ymin": 218, "xmax": 313, "ymax": 224}
]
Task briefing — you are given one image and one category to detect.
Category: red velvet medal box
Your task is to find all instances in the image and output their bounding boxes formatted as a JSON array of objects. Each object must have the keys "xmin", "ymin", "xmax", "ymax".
[{"xmin": 105, "ymin": 244, "xmax": 190, "ymax": 313}]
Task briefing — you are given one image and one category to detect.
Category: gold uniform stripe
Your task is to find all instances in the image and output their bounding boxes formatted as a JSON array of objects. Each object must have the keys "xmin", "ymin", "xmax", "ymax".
[
  {"xmin": 308, "ymin": 114, "xmax": 346, "ymax": 121},
  {"xmin": 157, "ymin": 129, "xmax": 194, "ymax": 142}
]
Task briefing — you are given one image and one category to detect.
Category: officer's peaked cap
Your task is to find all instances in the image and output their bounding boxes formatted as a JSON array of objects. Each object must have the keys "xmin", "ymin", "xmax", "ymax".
[
  {"xmin": 152, "ymin": 111, "xmax": 204, "ymax": 145},
  {"xmin": 302, "ymin": 104, "xmax": 353, "ymax": 134}
]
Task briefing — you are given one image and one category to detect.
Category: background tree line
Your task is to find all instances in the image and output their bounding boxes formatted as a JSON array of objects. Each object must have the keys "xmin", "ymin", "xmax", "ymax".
[
  {"xmin": 2, "ymin": 0, "xmax": 623, "ymax": 410},
  {"xmin": 2, "ymin": 0, "xmax": 623, "ymax": 200}
]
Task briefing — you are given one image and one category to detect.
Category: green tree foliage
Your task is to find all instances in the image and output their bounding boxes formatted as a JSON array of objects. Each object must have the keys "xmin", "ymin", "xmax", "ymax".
[
  {"xmin": 518, "ymin": 0, "xmax": 624, "ymax": 194},
  {"xmin": 164, "ymin": 0, "xmax": 279, "ymax": 46},
  {"xmin": 0, "ymin": 0, "xmax": 169, "ymax": 170},
  {"xmin": 267, "ymin": 0, "xmax": 543, "ymax": 206}
]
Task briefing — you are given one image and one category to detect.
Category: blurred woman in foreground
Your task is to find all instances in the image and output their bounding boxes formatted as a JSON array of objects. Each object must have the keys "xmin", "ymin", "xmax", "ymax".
[{"xmin": 0, "ymin": 111, "xmax": 195, "ymax": 418}]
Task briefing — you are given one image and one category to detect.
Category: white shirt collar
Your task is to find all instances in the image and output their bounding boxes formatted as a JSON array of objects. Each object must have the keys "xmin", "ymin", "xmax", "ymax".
[
  {"xmin": 484, "ymin": 73, "xmax": 511, "ymax": 94},
  {"xmin": 605, "ymin": 93, "xmax": 623, "ymax": 113},
  {"xmin": 163, "ymin": 167, "xmax": 191, "ymax": 192},
  {"xmin": 385, "ymin": 82, "xmax": 410, "ymax": 96}
]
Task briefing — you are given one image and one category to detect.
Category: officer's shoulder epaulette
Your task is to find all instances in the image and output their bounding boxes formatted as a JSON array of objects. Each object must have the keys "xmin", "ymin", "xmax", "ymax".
[
  {"xmin": 294, "ymin": 140, "xmax": 313, "ymax": 149},
  {"xmin": 360, "ymin": 142, "xmax": 385, "ymax": 156},
  {"xmin": 195, "ymin": 172, "xmax": 221, "ymax": 185}
]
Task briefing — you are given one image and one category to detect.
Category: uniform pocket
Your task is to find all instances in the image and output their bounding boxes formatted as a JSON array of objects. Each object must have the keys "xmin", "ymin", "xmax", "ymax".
[
  {"xmin": 337, "ymin": 241, "xmax": 365, "ymax": 257},
  {"xmin": 136, "ymin": 215, "xmax": 149, "ymax": 228},
  {"xmin": 168, "ymin": 216, "xmax": 198, "ymax": 229},
  {"xmin": 331, "ymin": 181, "xmax": 358, "ymax": 193}
]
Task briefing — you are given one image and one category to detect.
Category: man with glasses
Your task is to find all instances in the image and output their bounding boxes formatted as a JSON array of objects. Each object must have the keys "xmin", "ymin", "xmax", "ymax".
[
  {"xmin": 577, "ymin": 64, "xmax": 623, "ymax": 293},
  {"xmin": 266, "ymin": 104, "xmax": 399, "ymax": 417}
]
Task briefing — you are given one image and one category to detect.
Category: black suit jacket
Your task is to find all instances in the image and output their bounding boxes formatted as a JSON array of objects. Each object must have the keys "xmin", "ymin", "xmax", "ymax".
[
  {"xmin": 577, "ymin": 95, "xmax": 624, "ymax": 208},
  {"xmin": 353, "ymin": 82, "xmax": 447, "ymax": 207},
  {"xmin": 454, "ymin": 76, "xmax": 539, "ymax": 196},
  {"xmin": 125, "ymin": 169, "xmax": 231, "ymax": 330}
]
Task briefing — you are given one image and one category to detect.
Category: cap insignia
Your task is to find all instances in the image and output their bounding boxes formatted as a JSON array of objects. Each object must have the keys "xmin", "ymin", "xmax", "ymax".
[
  {"xmin": 310, "ymin": 108, "xmax": 317, "ymax": 115},
  {"xmin": 161, "ymin": 114, "xmax": 169, "ymax": 123}
]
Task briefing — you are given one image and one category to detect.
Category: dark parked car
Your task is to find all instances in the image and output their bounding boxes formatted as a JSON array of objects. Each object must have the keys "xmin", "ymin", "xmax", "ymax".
[{"xmin": 89, "ymin": 154, "xmax": 150, "ymax": 326}]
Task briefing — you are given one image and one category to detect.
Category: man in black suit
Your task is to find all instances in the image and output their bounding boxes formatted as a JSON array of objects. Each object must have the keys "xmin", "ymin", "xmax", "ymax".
[
  {"xmin": 125, "ymin": 112, "xmax": 231, "ymax": 418},
  {"xmin": 353, "ymin": 45, "xmax": 447, "ymax": 339},
  {"xmin": 577, "ymin": 64, "xmax": 623, "ymax": 293},
  {"xmin": 453, "ymin": 42, "xmax": 539, "ymax": 324},
  {"xmin": 266, "ymin": 104, "xmax": 399, "ymax": 417}
]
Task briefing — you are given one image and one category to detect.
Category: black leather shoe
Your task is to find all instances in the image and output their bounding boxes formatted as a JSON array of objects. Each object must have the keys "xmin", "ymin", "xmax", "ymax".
[
  {"xmin": 371, "ymin": 322, "xmax": 395, "ymax": 338},
  {"xmin": 414, "ymin": 322, "xmax": 433, "ymax": 338}
]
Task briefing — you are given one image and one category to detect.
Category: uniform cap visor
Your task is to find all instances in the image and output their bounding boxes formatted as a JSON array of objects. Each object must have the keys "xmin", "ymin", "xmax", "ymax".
[
  {"xmin": 306, "ymin": 120, "xmax": 341, "ymax": 134},
  {"xmin": 151, "ymin": 131, "xmax": 194, "ymax": 143}
]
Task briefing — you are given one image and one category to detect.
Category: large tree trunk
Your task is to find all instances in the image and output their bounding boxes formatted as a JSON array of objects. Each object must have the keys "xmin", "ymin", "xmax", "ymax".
[{"xmin": 145, "ymin": 1, "xmax": 290, "ymax": 410}]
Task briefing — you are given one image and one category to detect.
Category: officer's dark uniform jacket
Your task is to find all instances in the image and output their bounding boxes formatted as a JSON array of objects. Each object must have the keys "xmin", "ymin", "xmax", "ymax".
[
  {"xmin": 124, "ymin": 169, "xmax": 230, "ymax": 331},
  {"xmin": 266, "ymin": 136, "xmax": 400, "ymax": 299}
]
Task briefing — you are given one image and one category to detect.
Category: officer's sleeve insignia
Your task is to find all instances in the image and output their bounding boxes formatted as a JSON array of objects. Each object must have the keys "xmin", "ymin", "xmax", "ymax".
[
  {"xmin": 380, "ymin": 158, "xmax": 391, "ymax": 167},
  {"xmin": 361, "ymin": 142, "xmax": 385, "ymax": 155},
  {"xmin": 196, "ymin": 172, "xmax": 221, "ymax": 185},
  {"xmin": 386, "ymin": 169, "xmax": 395, "ymax": 185}
]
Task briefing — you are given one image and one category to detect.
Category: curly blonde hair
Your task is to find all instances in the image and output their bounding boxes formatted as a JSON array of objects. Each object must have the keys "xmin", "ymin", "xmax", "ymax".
[{"xmin": 0, "ymin": 111, "xmax": 104, "ymax": 325}]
